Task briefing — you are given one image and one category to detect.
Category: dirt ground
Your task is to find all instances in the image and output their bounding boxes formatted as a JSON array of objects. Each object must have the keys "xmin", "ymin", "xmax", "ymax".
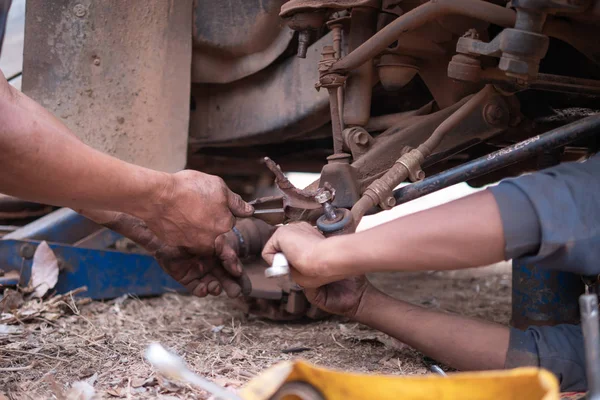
[{"xmin": 0, "ymin": 263, "xmax": 511, "ymax": 399}]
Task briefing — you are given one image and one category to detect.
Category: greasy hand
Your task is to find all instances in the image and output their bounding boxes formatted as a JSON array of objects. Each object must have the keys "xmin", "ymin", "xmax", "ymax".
[
  {"xmin": 78, "ymin": 209, "xmax": 244, "ymax": 298},
  {"xmin": 262, "ymin": 222, "xmax": 346, "ymax": 288},
  {"xmin": 304, "ymin": 276, "xmax": 376, "ymax": 319},
  {"xmin": 143, "ymin": 170, "xmax": 254, "ymax": 254}
]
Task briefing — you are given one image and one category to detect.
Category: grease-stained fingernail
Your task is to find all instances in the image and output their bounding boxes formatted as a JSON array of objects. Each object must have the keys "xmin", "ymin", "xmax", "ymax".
[
  {"xmin": 227, "ymin": 285, "xmax": 242, "ymax": 299},
  {"xmin": 207, "ymin": 281, "xmax": 219, "ymax": 293},
  {"xmin": 235, "ymin": 262, "xmax": 243, "ymax": 275},
  {"xmin": 213, "ymin": 284, "xmax": 222, "ymax": 296},
  {"xmin": 194, "ymin": 284, "xmax": 207, "ymax": 297}
]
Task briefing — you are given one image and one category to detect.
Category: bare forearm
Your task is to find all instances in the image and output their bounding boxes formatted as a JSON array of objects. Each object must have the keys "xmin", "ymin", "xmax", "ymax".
[
  {"xmin": 356, "ymin": 288, "xmax": 509, "ymax": 371},
  {"xmin": 323, "ymin": 191, "xmax": 505, "ymax": 275},
  {"xmin": 0, "ymin": 81, "xmax": 170, "ymax": 217}
]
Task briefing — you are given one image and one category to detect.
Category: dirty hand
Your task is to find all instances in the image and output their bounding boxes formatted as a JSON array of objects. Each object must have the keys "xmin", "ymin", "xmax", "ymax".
[
  {"xmin": 78, "ymin": 209, "xmax": 245, "ymax": 298},
  {"xmin": 262, "ymin": 222, "xmax": 346, "ymax": 288},
  {"xmin": 140, "ymin": 170, "xmax": 254, "ymax": 254},
  {"xmin": 304, "ymin": 276, "xmax": 377, "ymax": 319}
]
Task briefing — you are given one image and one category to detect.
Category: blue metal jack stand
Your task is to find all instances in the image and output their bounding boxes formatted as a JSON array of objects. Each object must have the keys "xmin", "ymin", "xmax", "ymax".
[{"xmin": 0, "ymin": 208, "xmax": 183, "ymax": 299}]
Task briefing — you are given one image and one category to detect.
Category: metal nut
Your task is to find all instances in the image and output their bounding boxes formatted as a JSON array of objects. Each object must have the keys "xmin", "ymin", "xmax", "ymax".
[
  {"xmin": 499, "ymin": 55, "xmax": 533, "ymax": 78},
  {"xmin": 385, "ymin": 196, "xmax": 396, "ymax": 208},
  {"xmin": 354, "ymin": 131, "xmax": 369, "ymax": 145},
  {"xmin": 484, "ymin": 103, "xmax": 506, "ymax": 125},
  {"xmin": 19, "ymin": 244, "xmax": 36, "ymax": 260},
  {"xmin": 93, "ymin": 57, "xmax": 101, "ymax": 66},
  {"xmin": 73, "ymin": 4, "xmax": 86, "ymax": 18},
  {"xmin": 315, "ymin": 190, "xmax": 333, "ymax": 204}
]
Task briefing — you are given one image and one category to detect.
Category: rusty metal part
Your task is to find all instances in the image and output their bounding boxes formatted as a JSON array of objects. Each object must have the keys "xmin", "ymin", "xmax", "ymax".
[
  {"xmin": 241, "ymin": 261, "xmax": 283, "ymax": 300},
  {"xmin": 23, "ymin": 0, "xmax": 192, "ymax": 173},
  {"xmin": 262, "ymin": 157, "xmax": 323, "ymax": 221},
  {"xmin": 192, "ymin": 0, "xmax": 294, "ymax": 83},
  {"xmin": 342, "ymin": 5, "xmax": 379, "ymax": 127},
  {"xmin": 352, "ymin": 85, "xmax": 506, "ymax": 219},
  {"xmin": 190, "ymin": 33, "xmax": 332, "ymax": 147},
  {"xmin": 393, "ymin": 113, "xmax": 600, "ymax": 206},
  {"xmin": 364, "ymin": 102, "xmax": 435, "ymax": 132},
  {"xmin": 317, "ymin": 46, "xmax": 347, "ymax": 153},
  {"xmin": 352, "ymin": 93, "xmax": 513, "ymax": 193},
  {"xmin": 269, "ymin": 381, "xmax": 326, "ymax": 400},
  {"xmin": 456, "ymin": 26, "xmax": 550, "ymax": 80},
  {"xmin": 450, "ymin": 60, "xmax": 600, "ymax": 97},
  {"xmin": 377, "ymin": 54, "xmax": 420, "ymax": 91},
  {"xmin": 330, "ymin": 0, "xmax": 517, "ymax": 74},
  {"xmin": 319, "ymin": 155, "xmax": 361, "ymax": 208},
  {"xmin": 343, "ymin": 126, "xmax": 373, "ymax": 159},
  {"xmin": 315, "ymin": 185, "xmax": 339, "ymax": 221},
  {"xmin": 225, "ymin": 218, "xmax": 276, "ymax": 259},
  {"xmin": 280, "ymin": 0, "xmax": 380, "ymax": 18}
]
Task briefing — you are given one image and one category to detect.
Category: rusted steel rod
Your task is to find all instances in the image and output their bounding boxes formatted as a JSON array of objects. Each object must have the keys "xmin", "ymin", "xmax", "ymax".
[
  {"xmin": 328, "ymin": 87, "xmax": 345, "ymax": 154},
  {"xmin": 331, "ymin": 0, "xmax": 516, "ymax": 73},
  {"xmin": 532, "ymin": 73, "xmax": 600, "ymax": 96},
  {"xmin": 393, "ymin": 114, "xmax": 600, "ymax": 205}
]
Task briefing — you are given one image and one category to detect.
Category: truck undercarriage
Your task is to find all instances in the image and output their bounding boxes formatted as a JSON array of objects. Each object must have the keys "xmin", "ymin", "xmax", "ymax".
[{"xmin": 18, "ymin": 0, "xmax": 600, "ymax": 318}]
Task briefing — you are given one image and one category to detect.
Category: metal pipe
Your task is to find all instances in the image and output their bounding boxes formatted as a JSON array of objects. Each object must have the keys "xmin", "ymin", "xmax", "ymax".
[
  {"xmin": 342, "ymin": 6, "xmax": 379, "ymax": 126},
  {"xmin": 331, "ymin": 0, "xmax": 516, "ymax": 74},
  {"xmin": 328, "ymin": 87, "xmax": 345, "ymax": 154},
  {"xmin": 364, "ymin": 102, "xmax": 434, "ymax": 132},
  {"xmin": 352, "ymin": 86, "xmax": 494, "ymax": 222},
  {"xmin": 532, "ymin": 73, "xmax": 600, "ymax": 96},
  {"xmin": 580, "ymin": 292, "xmax": 600, "ymax": 400},
  {"xmin": 418, "ymin": 85, "xmax": 494, "ymax": 155},
  {"xmin": 393, "ymin": 114, "xmax": 600, "ymax": 205}
]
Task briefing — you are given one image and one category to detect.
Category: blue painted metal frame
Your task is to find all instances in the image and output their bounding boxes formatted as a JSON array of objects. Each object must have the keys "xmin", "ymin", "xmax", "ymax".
[
  {"xmin": 511, "ymin": 260, "xmax": 583, "ymax": 329},
  {"xmin": 0, "ymin": 239, "xmax": 184, "ymax": 299},
  {"xmin": 3, "ymin": 208, "xmax": 102, "ymax": 243}
]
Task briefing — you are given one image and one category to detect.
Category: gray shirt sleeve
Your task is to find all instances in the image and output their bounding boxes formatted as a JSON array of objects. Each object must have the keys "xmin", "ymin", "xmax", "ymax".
[{"xmin": 488, "ymin": 153, "xmax": 600, "ymax": 275}]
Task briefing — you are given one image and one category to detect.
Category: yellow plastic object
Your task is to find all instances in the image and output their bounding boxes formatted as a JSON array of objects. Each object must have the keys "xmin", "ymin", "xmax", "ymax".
[{"xmin": 240, "ymin": 360, "xmax": 559, "ymax": 400}]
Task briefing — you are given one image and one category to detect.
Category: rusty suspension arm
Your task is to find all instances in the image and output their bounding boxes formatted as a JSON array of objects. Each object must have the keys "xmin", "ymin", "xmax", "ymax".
[
  {"xmin": 392, "ymin": 114, "xmax": 600, "ymax": 207},
  {"xmin": 351, "ymin": 85, "xmax": 498, "ymax": 222},
  {"xmin": 330, "ymin": 0, "xmax": 516, "ymax": 74}
]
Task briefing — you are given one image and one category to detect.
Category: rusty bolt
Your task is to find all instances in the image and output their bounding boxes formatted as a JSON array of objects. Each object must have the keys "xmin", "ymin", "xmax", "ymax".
[
  {"xmin": 315, "ymin": 190, "xmax": 333, "ymax": 204},
  {"xmin": 385, "ymin": 196, "xmax": 396, "ymax": 208},
  {"xmin": 297, "ymin": 30, "xmax": 311, "ymax": 58},
  {"xmin": 19, "ymin": 244, "xmax": 36, "ymax": 260},
  {"xmin": 354, "ymin": 131, "xmax": 369, "ymax": 146},
  {"xmin": 484, "ymin": 103, "xmax": 506, "ymax": 125},
  {"xmin": 73, "ymin": 4, "xmax": 86, "ymax": 18}
]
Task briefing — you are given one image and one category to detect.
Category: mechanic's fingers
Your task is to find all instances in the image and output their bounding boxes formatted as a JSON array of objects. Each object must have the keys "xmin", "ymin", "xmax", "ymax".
[
  {"xmin": 212, "ymin": 268, "xmax": 242, "ymax": 298},
  {"xmin": 227, "ymin": 190, "xmax": 254, "ymax": 218},
  {"xmin": 215, "ymin": 236, "xmax": 242, "ymax": 277},
  {"xmin": 189, "ymin": 280, "xmax": 208, "ymax": 297},
  {"xmin": 261, "ymin": 230, "xmax": 280, "ymax": 265},
  {"xmin": 203, "ymin": 275, "xmax": 222, "ymax": 296}
]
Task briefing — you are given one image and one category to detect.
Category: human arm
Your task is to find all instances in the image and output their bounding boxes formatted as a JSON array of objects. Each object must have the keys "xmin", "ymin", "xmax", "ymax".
[
  {"xmin": 77, "ymin": 209, "xmax": 246, "ymax": 298},
  {"xmin": 262, "ymin": 190, "xmax": 505, "ymax": 287},
  {"xmin": 0, "ymin": 70, "xmax": 253, "ymax": 252},
  {"xmin": 306, "ymin": 276, "xmax": 509, "ymax": 371}
]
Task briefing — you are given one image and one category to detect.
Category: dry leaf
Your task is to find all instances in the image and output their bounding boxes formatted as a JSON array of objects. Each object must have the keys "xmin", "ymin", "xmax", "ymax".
[
  {"xmin": 65, "ymin": 381, "xmax": 95, "ymax": 400},
  {"xmin": 131, "ymin": 378, "xmax": 146, "ymax": 388},
  {"xmin": 29, "ymin": 241, "xmax": 59, "ymax": 298},
  {"xmin": 105, "ymin": 387, "xmax": 125, "ymax": 398}
]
